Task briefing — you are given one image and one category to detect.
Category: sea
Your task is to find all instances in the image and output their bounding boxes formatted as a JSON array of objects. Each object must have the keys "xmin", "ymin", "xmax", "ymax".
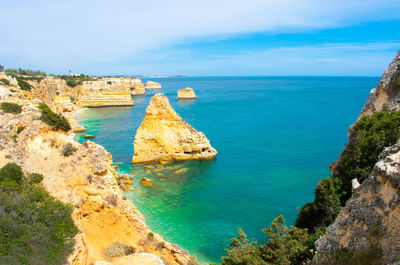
[{"xmin": 75, "ymin": 76, "xmax": 379, "ymax": 263}]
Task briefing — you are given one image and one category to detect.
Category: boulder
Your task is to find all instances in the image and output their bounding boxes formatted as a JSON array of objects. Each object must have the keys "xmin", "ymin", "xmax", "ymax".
[
  {"xmin": 140, "ymin": 177, "xmax": 153, "ymax": 187},
  {"xmin": 177, "ymin": 87, "xmax": 197, "ymax": 99},
  {"xmin": 145, "ymin": 81, "xmax": 162, "ymax": 90}
]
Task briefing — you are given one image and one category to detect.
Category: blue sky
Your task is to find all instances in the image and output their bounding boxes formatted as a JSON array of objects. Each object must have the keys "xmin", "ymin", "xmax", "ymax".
[{"xmin": 0, "ymin": 0, "xmax": 399, "ymax": 76}]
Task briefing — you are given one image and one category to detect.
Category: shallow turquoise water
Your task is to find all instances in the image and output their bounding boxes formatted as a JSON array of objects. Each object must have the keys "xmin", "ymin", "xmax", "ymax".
[{"xmin": 75, "ymin": 76, "xmax": 379, "ymax": 263}]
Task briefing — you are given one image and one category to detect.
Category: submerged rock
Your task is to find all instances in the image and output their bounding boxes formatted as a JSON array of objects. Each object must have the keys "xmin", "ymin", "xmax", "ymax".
[
  {"xmin": 140, "ymin": 177, "xmax": 153, "ymax": 187},
  {"xmin": 177, "ymin": 87, "xmax": 197, "ymax": 99},
  {"xmin": 84, "ymin": 134, "xmax": 96, "ymax": 139},
  {"xmin": 131, "ymin": 93, "xmax": 217, "ymax": 164}
]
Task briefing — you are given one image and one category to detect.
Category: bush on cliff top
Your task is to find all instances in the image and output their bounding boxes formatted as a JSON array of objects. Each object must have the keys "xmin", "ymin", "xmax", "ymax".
[
  {"xmin": 1, "ymin": 102, "xmax": 22, "ymax": 114},
  {"xmin": 38, "ymin": 103, "xmax": 71, "ymax": 132},
  {"xmin": 16, "ymin": 78, "xmax": 33, "ymax": 91},
  {"xmin": 0, "ymin": 163, "xmax": 78, "ymax": 265},
  {"xmin": 0, "ymin": 78, "xmax": 9, "ymax": 85}
]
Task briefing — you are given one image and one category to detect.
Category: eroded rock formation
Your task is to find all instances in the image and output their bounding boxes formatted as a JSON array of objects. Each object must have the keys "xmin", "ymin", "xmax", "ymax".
[
  {"xmin": 0, "ymin": 80, "xmax": 193, "ymax": 265},
  {"xmin": 317, "ymin": 52, "xmax": 400, "ymax": 264},
  {"xmin": 76, "ymin": 80, "xmax": 134, "ymax": 107},
  {"xmin": 145, "ymin": 81, "xmax": 162, "ymax": 90},
  {"xmin": 316, "ymin": 144, "xmax": 400, "ymax": 263},
  {"xmin": 132, "ymin": 93, "xmax": 217, "ymax": 164},
  {"xmin": 177, "ymin": 87, "xmax": 197, "ymax": 99}
]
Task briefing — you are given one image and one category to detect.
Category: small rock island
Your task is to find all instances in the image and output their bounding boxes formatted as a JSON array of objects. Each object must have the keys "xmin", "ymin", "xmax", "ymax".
[
  {"xmin": 177, "ymin": 87, "xmax": 197, "ymax": 99},
  {"xmin": 132, "ymin": 93, "xmax": 217, "ymax": 164},
  {"xmin": 145, "ymin": 81, "xmax": 162, "ymax": 90}
]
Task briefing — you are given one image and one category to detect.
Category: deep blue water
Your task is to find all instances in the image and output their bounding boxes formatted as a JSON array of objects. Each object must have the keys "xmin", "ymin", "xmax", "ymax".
[{"xmin": 75, "ymin": 76, "xmax": 379, "ymax": 263}]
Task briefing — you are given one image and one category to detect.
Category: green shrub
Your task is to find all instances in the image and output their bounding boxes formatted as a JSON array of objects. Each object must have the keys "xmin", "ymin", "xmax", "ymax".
[
  {"xmin": 296, "ymin": 178, "xmax": 341, "ymax": 232},
  {"xmin": 314, "ymin": 247, "xmax": 383, "ymax": 265},
  {"xmin": 1, "ymin": 102, "xmax": 22, "ymax": 114},
  {"xmin": 28, "ymin": 172, "xmax": 44, "ymax": 184},
  {"xmin": 0, "ymin": 78, "xmax": 9, "ymax": 85},
  {"xmin": 0, "ymin": 162, "xmax": 24, "ymax": 186},
  {"xmin": 336, "ymin": 111, "xmax": 400, "ymax": 203},
  {"xmin": 5, "ymin": 68, "xmax": 46, "ymax": 77},
  {"xmin": 0, "ymin": 65, "xmax": 4, "ymax": 72},
  {"xmin": 16, "ymin": 125, "xmax": 25, "ymax": 134},
  {"xmin": 0, "ymin": 163, "xmax": 78, "ymax": 265},
  {"xmin": 107, "ymin": 81, "xmax": 112, "ymax": 85},
  {"xmin": 16, "ymin": 78, "xmax": 33, "ymax": 91},
  {"xmin": 102, "ymin": 241, "xmax": 135, "ymax": 261},
  {"xmin": 38, "ymin": 103, "xmax": 71, "ymax": 132},
  {"xmin": 62, "ymin": 143, "xmax": 77, "ymax": 157},
  {"xmin": 221, "ymin": 216, "xmax": 314, "ymax": 265}
]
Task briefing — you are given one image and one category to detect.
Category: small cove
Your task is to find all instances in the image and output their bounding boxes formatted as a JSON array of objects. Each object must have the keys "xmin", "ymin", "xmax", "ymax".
[{"xmin": 75, "ymin": 76, "xmax": 378, "ymax": 263}]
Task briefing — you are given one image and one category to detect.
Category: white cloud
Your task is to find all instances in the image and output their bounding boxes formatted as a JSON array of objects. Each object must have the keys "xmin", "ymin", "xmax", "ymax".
[{"xmin": 0, "ymin": 0, "xmax": 399, "ymax": 73}]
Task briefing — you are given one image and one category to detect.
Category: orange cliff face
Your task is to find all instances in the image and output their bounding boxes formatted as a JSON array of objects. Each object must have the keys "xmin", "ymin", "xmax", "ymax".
[
  {"xmin": 0, "ymin": 81, "xmax": 193, "ymax": 265},
  {"xmin": 132, "ymin": 93, "xmax": 217, "ymax": 164}
]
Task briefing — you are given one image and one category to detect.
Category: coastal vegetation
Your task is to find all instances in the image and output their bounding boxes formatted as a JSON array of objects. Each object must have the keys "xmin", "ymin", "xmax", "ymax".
[
  {"xmin": 38, "ymin": 103, "xmax": 71, "ymax": 131},
  {"xmin": 62, "ymin": 143, "xmax": 77, "ymax": 156},
  {"xmin": 57, "ymin": 74, "xmax": 97, "ymax": 87},
  {"xmin": 5, "ymin": 68, "xmax": 47, "ymax": 83},
  {"xmin": 0, "ymin": 163, "xmax": 78, "ymax": 265},
  {"xmin": 0, "ymin": 65, "xmax": 4, "ymax": 72},
  {"xmin": 1, "ymin": 102, "xmax": 22, "ymax": 114},
  {"xmin": 0, "ymin": 78, "xmax": 9, "ymax": 85},
  {"xmin": 16, "ymin": 78, "xmax": 34, "ymax": 91}
]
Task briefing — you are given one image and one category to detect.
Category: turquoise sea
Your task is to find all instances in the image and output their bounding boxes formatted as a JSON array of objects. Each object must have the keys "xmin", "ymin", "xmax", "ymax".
[{"xmin": 75, "ymin": 76, "xmax": 379, "ymax": 263}]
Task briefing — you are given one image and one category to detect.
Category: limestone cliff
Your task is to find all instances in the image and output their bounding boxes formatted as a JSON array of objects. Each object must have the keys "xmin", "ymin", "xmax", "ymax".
[
  {"xmin": 315, "ymin": 52, "xmax": 400, "ymax": 264},
  {"xmin": 316, "ymin": 144, "xmax": 400, "ymax": 263},
  {"xmin": 132, "ymin": 93, "xmax": 217, "ymax": 164},
  {"xmin": 0, "ymin": 83, "xmax": 193, "ymax": 265},
  {"xmin": 76, "ymin": 80, "xmax": 134, "ymax": 107},
  {"xmin": 145, "ymin": 81, "xmax": 162, "ymax": 90},
  {"xmin": 177, "ymin": 87, "xmax": 197, "ymax": 99},
  {"xmin": 361, "ymin": 51, "xmax": 400, "ymax": 115}
]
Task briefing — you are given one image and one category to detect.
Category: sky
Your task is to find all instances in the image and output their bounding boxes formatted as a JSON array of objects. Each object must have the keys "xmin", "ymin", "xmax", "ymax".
[{"xmin": 0, "ymin": 0, "xmax": 399, "ymax": 76}]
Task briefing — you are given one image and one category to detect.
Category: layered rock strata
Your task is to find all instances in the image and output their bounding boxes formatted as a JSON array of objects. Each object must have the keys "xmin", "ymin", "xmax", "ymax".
[
  {"xmin": 132, "ymin": 93, "xmax": 217, "ymax": 164},
  {"xmin": 145, "ymin": 81, "xmax": 162, "ymax": 90},
  {"xmin": 76, "ymin": 80, "xmax": 134, "ymax": 107},
  {"xmin": 177, "ymin": 87, "xmax": 197, "ymax": 99},
  {"xmin": 0, "ymin": 81, "xmax": 193, "ymax": 265}
]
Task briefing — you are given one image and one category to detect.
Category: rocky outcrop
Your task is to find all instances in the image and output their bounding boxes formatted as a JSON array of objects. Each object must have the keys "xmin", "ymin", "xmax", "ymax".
[
  {"xmin": 145, "ymin": 81, "xmax": 162, "ymax": 90},
  {"xmin": 132, "ymin": 93, "xmax": 217, "ymax": 164},
  {"xmin": 76, "ymin": 80, "xmax": 134, "ymax": 107},
  {"xmin": 361, "ymin": 51, "xmax": 400, "ymax": 115},
  {"xmin": 316, "ymin": 52, "xmax": 400, "ymax": 264},
  {"xmin": 128, "ymin": 78, "xmax": 145, "ymax": 95},
  {"xmin": 28, "ymin": 77, "xmax": 71, "ymax": 111},
  {"xmin": 0, "ymin": 87, "xmax": 193, "ymax": 265},
  {"xmin": 177, "ymin": 87, "xmax": 197, "ymax": 99},
  {"xmin": 54, "ymin": 95, "xmax": 74, "ymax": 112},
  {"xmin": 316, "ymin": 143, "xmax": 400, "ymax": 264}
]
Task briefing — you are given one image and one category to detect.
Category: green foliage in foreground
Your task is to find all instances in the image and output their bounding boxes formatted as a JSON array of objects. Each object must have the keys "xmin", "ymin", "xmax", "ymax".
[
  {"xmin": 220, "ymin": 216, "xmax": 315, "ymax": 265},
  {"xmin": 1, "ymin": 102, "xmax": 22, "ymax": 114},
  {"xmin": 0, "ymin": 163, "xmax": 78, "ymax": 265},
  {"xmin": 0, "ymin": 78, "xmax": 9, "ymax": 85},
  {"xmin": 38, "ymin": 103, "xmax": 71, "ymax": 132},
  {"xmin": 16, "ymin": 77, "xmax": 33, "ymax": 91}
]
